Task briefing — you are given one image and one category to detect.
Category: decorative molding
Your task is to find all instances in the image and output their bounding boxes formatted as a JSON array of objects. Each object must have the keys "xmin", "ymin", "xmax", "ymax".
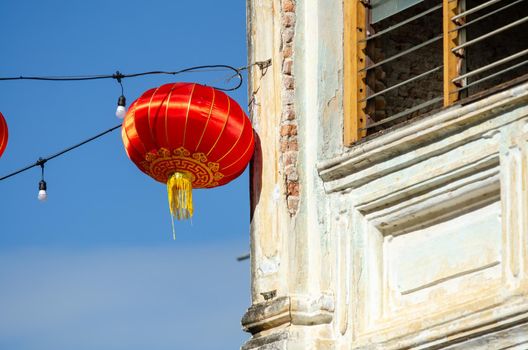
[
  {"xmin": 242, "ymin": 296, "xmax": 290, "ymax": 334},
  {"xmin": 241, "ymin": 331, "xmax": 289, "ymax": 350},
  {"xmin": 354, "ymin": 302, "xmax": 528, "ymax": 350},
  {"xmin": 317, "ymin": 82, "xmax": 528, "ymax": 194},
  {"xmin": 316, "ymin": 81, "xmax": 528, "ymax": 348},
  {"xmin": 241, "ymin": 294, "xmax": 334, "ymax": 335}
]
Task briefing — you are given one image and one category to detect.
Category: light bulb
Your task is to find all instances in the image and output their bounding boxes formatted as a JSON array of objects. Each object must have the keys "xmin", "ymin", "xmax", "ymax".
[
  {"xmin": 38, "ymin": 190, "xmax": 47, "ymax": 201},
  {"xmin": 116, "ymin": 105, "xmax": 127, "ymax": 119},
  {"xmin": 38, "ymin": 180, "xmax": 47, "ymax": 202},
  {"xmin": 116, "ymin": 95, "xmax": 127, "ymax": 119}
]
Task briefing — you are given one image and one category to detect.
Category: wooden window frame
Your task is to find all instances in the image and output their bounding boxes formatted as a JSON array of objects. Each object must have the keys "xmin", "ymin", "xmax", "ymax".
[
  {"xmin": 344, "ymin": 0, "xmax": 368, "ymax": 145},
  {"xmin": 344, "ymin": 0, "xmax": 463, "ymax": 146}
]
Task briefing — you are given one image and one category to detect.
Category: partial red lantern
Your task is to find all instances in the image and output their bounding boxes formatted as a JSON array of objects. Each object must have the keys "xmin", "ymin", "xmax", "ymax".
[
  {"xmin": 121, "ymin": 82, "xmax": 255, "ymax": 226},
  {"xmin": 0, "ymin": 112, "xmax": 8, "ymax": 159}
]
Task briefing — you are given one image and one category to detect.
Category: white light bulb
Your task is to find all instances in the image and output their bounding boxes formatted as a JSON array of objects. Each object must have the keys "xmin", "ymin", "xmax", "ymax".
[
  {"xmin": 38, "ymin": 180, "xmax": 48, "ymax": 202},
  {"xmin": 116, "ymin": 105, "xmax": 127, "ymax": 119},
  {"xmin": 38, "ymin": 190, "xmax": 47, "ymax": 201},
  {"xmin": 116, "ymin": 95, "xmax": 127, "ymax": 119}
]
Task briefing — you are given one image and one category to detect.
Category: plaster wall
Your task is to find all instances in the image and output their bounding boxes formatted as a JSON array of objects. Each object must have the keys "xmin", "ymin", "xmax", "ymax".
[{"xmin": 243, "ymin": 0, "xmax": 528, "ymax": 349}]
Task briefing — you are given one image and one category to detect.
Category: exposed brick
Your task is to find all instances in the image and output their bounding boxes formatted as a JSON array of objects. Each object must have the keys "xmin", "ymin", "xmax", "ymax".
[
  {"xmin": 280, "ymin": 124, "xmax": 297, "ymax": 137},
  {"xmin": 285, "ymin": 165, "xmax": 299, "ymax": 181},
  {"xmin": 281, "ymin": 139, "xmax": 298, "ymax": 153},
  {"xmin": 279, "ymin": 0, "xmax": 299, "ymax": 217},
  {"xmin": 283, "ymin": 150, "xmax": 297, "ymax": 166},
  {"xmin": 282, "ymin": 0, "xmax": 295, "ymax": 12},
  {"xmin": 287, "ymin": 196, "xmax": 300, "ymax": 213},
  {"xmin": 287, "ymin": 182, "xmax": 299, "ymax": 196},
  {"xmin": 282, "ymin": 45, "xmax": 293, "ymax": 59},
  {"xmin": 283, "ymin": 75, "xmax": 294, "ymax": 90},
  {"xmin": 282, "ymin": 106, "xmax": 296, "ymax": 121},
  {"xmin": 282, "ymin": 12, "xmax": 295, "ymax": 28},
  {"xmin": 370, "ymin": 7, "xmax": 443, "ymax": 123},
  {"xmin": 281, "ymin": 89, "xmax": 295, "ymax": 105},
  {"xmin": 282, "ymin": 28, "xmax": 294, "ymax": 44},
  {"xmin": 282, "ymin": 58, "xmax": 293, "ymax": 75}
]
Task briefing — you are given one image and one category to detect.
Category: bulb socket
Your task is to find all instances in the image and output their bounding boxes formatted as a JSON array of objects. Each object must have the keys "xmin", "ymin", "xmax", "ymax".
[
  {"xmin": 117, "ymin": 95, "xmax": 126, "ymax": 107},
  {"xmin": 39, "ymin": 180, "xmax": 47, "ymax": 191}
]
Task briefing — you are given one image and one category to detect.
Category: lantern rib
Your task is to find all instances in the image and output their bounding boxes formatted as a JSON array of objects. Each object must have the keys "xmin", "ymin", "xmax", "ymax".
[
  {"xmin": 124, "ymin": 107, "xmax": 148, "ymax": 155},
  {"xmin": 194, "ymin": 87, "xmax": 216, "ymax": 152},
  {"xmin": 147, "ymin": 86, "xmax": 162, "ymax": 149},
  {"xmin": 0, "ymin": 115, "xmax": 7, "ymax": 157},
  {"xmin": 182, "ymin": 84, "xmax": 197, "ymax": 148},
  {"xmin": 216, "ymin": 106, "xmax": 246, "ymax": 163},
  {"xmin": 164, "ymin": 84, "xmax": 177, "ymax": 148},
  {"xmin": 222, "ymin": 130, "xmax": 255, "ymax": 174},
  {"xmin": 123, "ymin": 116, "xmax": 146, "ymax": 164},
  {"xmin": 206, "ymin": 96, "xmax": 231, "ymax": 158}
]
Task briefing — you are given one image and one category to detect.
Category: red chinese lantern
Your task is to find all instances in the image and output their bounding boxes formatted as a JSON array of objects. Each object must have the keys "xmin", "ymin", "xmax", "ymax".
[
  {"xmin": 122, "ymin": 82, "xmax": 255, "ymax": 226},
  {"xmin": 0, "ymin": 112, "xmax": 7, "ymax": 159}
]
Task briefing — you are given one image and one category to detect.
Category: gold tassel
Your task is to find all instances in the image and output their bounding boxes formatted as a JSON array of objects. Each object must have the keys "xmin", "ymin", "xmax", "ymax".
[
  {"xmin": 167, "ymin": 172, "xmax": 193, "ymax": 238},
  {"xmin": 167, "ymin": 172, "xmax": 194, "ymax": 220}
]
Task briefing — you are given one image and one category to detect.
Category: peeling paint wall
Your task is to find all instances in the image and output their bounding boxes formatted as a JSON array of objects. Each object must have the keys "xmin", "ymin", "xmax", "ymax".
[
  {"xmin": 319, "ymin": 85, "xmax": 528, "ymax": 349},
  {"xmin": 243, "ymin": 0, "xmax": 528, "ymax": 349}
]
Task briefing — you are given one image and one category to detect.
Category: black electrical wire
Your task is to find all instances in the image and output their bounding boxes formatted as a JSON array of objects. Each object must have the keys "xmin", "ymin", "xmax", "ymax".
[
  {"xmin": 0, "ymin": 123, "xmax": 121, "ymax": 182},
  {"xmin": 0, "ymin": 60, "xmax": 272, "ymax": 184},
  {"xmin": 0, "ymin": 64, "xmax": 244, "ymax": 91}
]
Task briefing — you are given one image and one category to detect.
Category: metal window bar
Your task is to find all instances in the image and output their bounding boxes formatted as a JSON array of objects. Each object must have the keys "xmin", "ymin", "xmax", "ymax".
[
  {"xmin": 359, "ymin": 35, "xmax": 443, "ymax": 72},
  {"xmin": 453, "ymin": 58, "xmax": 528, "ymax": 93},
  {"xmin": 357, "ymin": 0, "xmax": 526, "ymax": 135},
  {"xmin": 452, "ymin": 16, "xmax": 528, "ymax": 51},
  {"xmin": 359, "ymin": 3, "xmax": 445, "ymax": 133},
  {"xmin": 452, "ymin": 0, "xmax": 506, "ymax": 20},
  {"xmin": 364, "ymin": 97, "xmax": 444, "ymax": 129},
  {"xmin": 457, "ymin": 0, "xmax": 468, "ymax": 99},
  {"xmin": 360, "ymin": 66, "xmax": 443, "ymax": 102},
  {"xmin": 453, "ymin": 48, "xmax": 528, "ymax": 82},
  {"xmin": 360, "ymin": 3, "xmax": 443, "ymax": 42},
  {"xmin": 449, "ymin": 0, "xmax": 526, "ymax": 33}
]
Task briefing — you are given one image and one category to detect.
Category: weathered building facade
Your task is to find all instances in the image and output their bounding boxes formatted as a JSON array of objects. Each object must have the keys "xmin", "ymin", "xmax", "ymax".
[{"xmin": 242, "ymin": 0, "xmax": 528, "ymax": 348}]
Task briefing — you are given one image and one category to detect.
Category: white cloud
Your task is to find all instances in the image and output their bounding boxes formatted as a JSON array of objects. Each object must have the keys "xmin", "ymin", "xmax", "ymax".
[{"xmin": 0, "ymin": 244, "xmax": 250, "ymax": 350}]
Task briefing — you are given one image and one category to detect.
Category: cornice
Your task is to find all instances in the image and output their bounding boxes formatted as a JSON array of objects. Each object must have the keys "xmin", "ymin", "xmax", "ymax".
[{"xmin": 317, "ymin": 83, "xmax": 528, "ymax": 193}]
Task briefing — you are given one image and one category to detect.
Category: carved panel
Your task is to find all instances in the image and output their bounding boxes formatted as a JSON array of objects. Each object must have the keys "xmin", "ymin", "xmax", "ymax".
[{"xmin": 318, "ymin": 83, "xmax": 528, "ymax": 348}]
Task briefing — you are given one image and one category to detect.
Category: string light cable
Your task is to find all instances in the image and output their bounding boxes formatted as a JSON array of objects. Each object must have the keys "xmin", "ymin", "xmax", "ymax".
[
  {"xmin": 0, "ymin": 123, "xmax": 121, "ymax": 183},
  {"xmin": 0, "ymin": 60, "xmax": 272, "ymax": 199},
  {"xmin": 0, "ymin": 64, "xmax": 246, "ymax": 91}
]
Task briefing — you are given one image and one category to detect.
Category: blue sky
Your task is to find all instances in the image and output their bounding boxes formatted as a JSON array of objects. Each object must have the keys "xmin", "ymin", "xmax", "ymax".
[{"xmin": 0, "ymin": 1, "xmax": 251, "ymax": 349}]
